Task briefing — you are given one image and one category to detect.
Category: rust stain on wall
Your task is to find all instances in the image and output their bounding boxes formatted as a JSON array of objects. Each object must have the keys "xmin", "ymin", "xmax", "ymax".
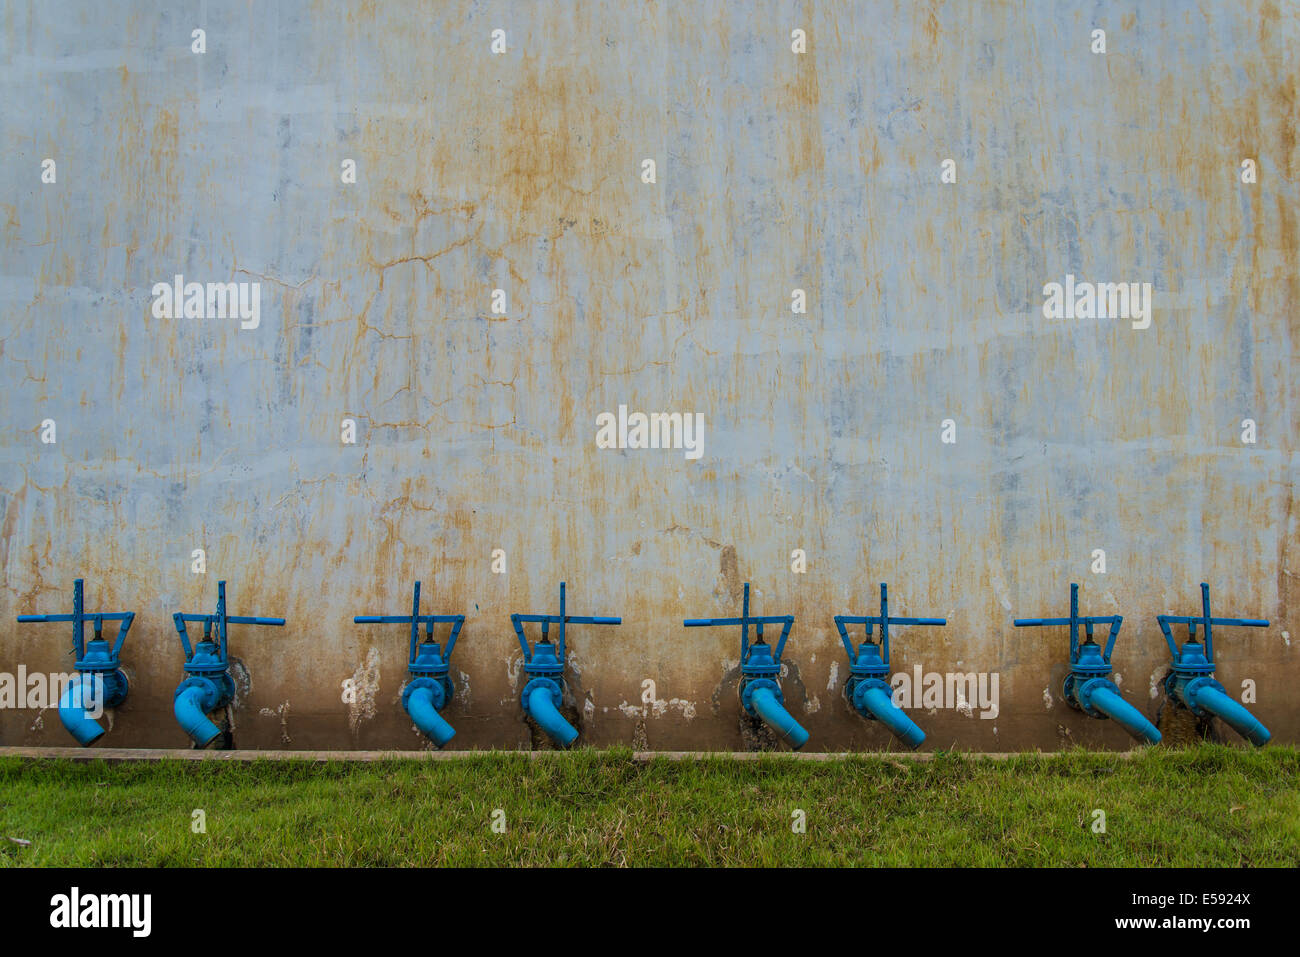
[{"xmin": 0, "ymin": 0, "xmax": 1296, "ymax": 752}]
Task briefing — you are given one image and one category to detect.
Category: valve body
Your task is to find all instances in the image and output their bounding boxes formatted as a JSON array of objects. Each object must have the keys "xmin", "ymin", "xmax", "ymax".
[
  {"xmin": 173, "ymin": 641, "xmax": 235, "ymax": 748},
  {"xmin": 521, "ymin": 643, "xmax": 579, "ymax": 747},
  {"xmin": 59, "ymin": 638, "xmax": 130, "ymax": 746},
  {"xmin": 740, "ymin": 642, "xmax": 809, "ymax": 750},
  {"xmin": 845, "ymin": 644, "xmax": 925, "ymax": 749},
  {"xmin": 403, "ymin": 640, "xmax": 457, "ymax": 747}
]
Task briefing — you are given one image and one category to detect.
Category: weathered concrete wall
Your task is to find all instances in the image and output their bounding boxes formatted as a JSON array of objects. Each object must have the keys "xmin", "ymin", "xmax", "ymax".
[{"xmin": 1, "ymin": 1, "xmax": 1296, "ymax": 751}]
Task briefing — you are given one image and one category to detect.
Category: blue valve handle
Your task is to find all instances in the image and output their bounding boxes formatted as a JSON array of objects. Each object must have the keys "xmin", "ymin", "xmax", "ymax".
[
  {"xmin": 173, "ymin": 580, "xmax": 285, "ymax": 667},
  {"xmin": 1157, "ymin": 582, "xmax": 1268, "ymax": 664},
  {"xmin": 353, "ymin": 580, "xmax": 464, "ymax": 668},
  {"xmin": 834, "ymin": 582, "xmax": 946, "ymax": 669},
  {"xmin": 16, "ymin": 579, "xmax": 135, "ymax": 665},
  {"xmin": 1014, "ymin": 583, "xmax": 1122, "ymax": 668},
  {"xmin": 511, "ymin": 582, "xmax": 621, "ymax": 664},
  {"xmin": 683, "ymin": 583, "xmax": 794, "ymax": 663}
]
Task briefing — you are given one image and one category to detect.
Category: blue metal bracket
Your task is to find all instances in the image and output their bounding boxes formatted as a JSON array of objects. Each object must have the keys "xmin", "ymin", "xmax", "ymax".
[
  {"xmin": 354, "ymin": 581, "xmax": 465, "ymax": 746},
  {"xmin": 1015, "ymin": 583, "xmax": 1159, "ymax": 744},
  {"xmin": 684, "ymin": 582, "xmax": 808, "ymax": 749},
  {"xmin": 512, "ymin": 582, "xmax": 620, "ymax": 746},
  {"xmin": 1015, "ymin": 583, "xmax": 1122, "ymax": 677},
  {"xmin": 512, "ymin": 581, "xmax": 621, "ymax": 670},
  {"xmin": 1159, "ymin": 583, "xmax": 1270, "ymax": 745},
  {"xmin": 684, "ymin": 581, "xmax": 793, "ymax": 672},
  {"xmin": 834, "ymin": 582, "xmax": 944, "ymax": 748}
]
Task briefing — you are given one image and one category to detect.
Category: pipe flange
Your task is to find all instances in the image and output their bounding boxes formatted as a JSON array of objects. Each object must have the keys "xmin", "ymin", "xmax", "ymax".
[
  {"xmin": 98, "ymin": 668, "xmax": 130, "ymax": 710},
  {"xmin": 521, "ymin": 677, "xmax": 563, "ymax": 712},
  {"xmin": 1179, "ymin": 675, "xmax": 1225, "ymax": 718},
  {"xmin": 1073, "ymin": 676, "xmax": 1119, "ymax": 719},
  {"xmin": 847, "ymin": 676, "xmax": 892, "ymax": 719},
  {"xmin": 403, "ymin": 675, "xmax": 449, "ymax": 712},
  {"xmin": 176, "ymin": 672, "xmax": 234, "ymax": 709},
  {"xmin": 740, "ymin": 677, "xmax": 781, "ymax": 716},
  {"xmin": 73, "ymin": 668, "xmax": 130, "ymax": 711}
]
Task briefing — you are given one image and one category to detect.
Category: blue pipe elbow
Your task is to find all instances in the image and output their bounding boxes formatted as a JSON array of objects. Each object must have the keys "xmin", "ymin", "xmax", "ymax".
[
  {"xmin": 404, "ymin": 683, "xmax": 456, "ymax": 747},
  {"xmin": 174, "ymin": 680, "xmax": 223, "ymax": 747},
  {"xmin": 856, "ymin": 684, "xmax": 926, "ymax": 750},
  {"xmin": 1082, "ymin": 683, "xmax": 1162, "ymax": 745},
  {"xmin": 58, "ymin": 674, "xmax": 107, "ymax": 747},
  {"xmin": 748, "ymin": 684, "xmax": 810, "ymax": 750},
  {"xmin": 1187, "ymin": 683, "xmax": 1271, "ymax": 747},
  {"xmin": 524, "ymin": 682, "xmax": 579, "ymax": 747}
]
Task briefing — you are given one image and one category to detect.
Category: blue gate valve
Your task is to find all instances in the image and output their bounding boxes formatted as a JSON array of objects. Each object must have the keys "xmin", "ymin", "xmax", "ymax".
[
  {"xmin": 835, "ymin": 583, "xmax": 945, "ymax": 749},
  {"xmin": 512, "ymin": 582, "xmax": 620, "ymax": 747},
  {"xmin": 1158, "ymin": 583, "xmax": 1270, "ymax": 746},
  {"xmin": 354, "ymin": 581, "xmax": 464, "ymax": 747},
  {"xmin": 1014, "ymin": 583, "xmax": 1161, "ymax": 745},
  {"xmin": 171, "ymin": 580, "xmax": 285, "ymax": 747},
  {"xmin": 16, "ymin": 578, "xmax": 134, "ymax": 746},
  {"xmin": 684, "ymin": 582, "xmax": 810, "ymax": 750}
]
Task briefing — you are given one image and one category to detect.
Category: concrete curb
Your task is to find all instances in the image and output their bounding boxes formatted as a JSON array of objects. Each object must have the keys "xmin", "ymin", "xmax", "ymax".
[{"xmin": 0, "ymin": 746, "xmax": 1147, "ymax": 763}]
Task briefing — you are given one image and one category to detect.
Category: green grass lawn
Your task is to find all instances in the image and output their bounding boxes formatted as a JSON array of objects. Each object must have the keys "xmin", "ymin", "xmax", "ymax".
[{"xmin": 1, "ymin": 746, "xmax": 1297, "ymax": 866}]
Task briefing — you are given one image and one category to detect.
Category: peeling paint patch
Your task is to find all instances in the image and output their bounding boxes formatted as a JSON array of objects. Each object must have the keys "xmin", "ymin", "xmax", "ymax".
[
  {"xmin": 1042, "ymin": 687, "xmax": 1054, "ymax": 709},
  {"xmin": 347, "ymin": 648, "xmax": 380, "ymax": 734},
  {"xmin": 826, "ymin": 660, "xmax": 839, "ymax": 692},
  {"xmin": 504, "ymin": 654, "xmax": 523, "ymax": 695},
  {"xmin": 228, "ymin": 659, "xmax": 252, "ymax": 709},
  {"xmin": 259, "ymin": 700, "xmax": 292, "ymax": 744}
]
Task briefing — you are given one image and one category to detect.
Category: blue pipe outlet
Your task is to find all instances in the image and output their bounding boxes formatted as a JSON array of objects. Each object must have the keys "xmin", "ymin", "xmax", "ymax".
[
  {"xmin": 403, "ymin": 678, "xmax": 456, "ymax": 747},
  {"xmin": 1077, "ymin": 681, "xmax": 1161, "ymax": 745},
  {"xmin": 512, "ymin": 583, "xmax": 620, "ymax": 747},
  {"xmin": 16, "ymin": 579, "xmax": 134, "ymax": 747},
  {"xmin": 1183, "ymin": 681, "xmax": 1270, "ymax": 747},
  {"xmin": 1159, "ymin": 585, "xmax": 1271, "ymax": 747},
  {"xmin": 746, "ymin": 681, "xmax": 809, "ymax": 750},
  {"xmin": 855, "ymin": 683, "xmax": 925, "ymax": 749},
  {"xmin": 523, "ymin": 679, "xmax": 579, "ymax": 748},
  {"xmin": 836, "ymin": 584, "xmax": 944, "ymax": 749},
  {"xmin": 58, "ymin": 674, "xmax": 109, "ymax": 747},
  {"xmin": 173, "ymin": 678, "xmax": 223, "ymax": 748}
]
